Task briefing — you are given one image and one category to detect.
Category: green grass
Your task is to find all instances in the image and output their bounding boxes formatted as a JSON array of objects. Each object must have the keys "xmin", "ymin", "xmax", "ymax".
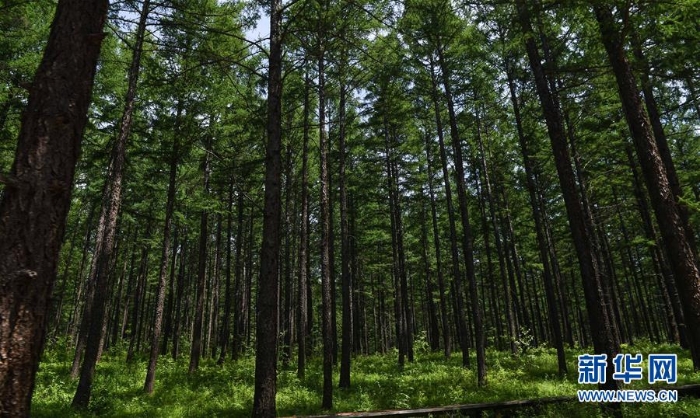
[{"xmin": 31, "ymin": 340, "xmax": 700, "ymax": 417}]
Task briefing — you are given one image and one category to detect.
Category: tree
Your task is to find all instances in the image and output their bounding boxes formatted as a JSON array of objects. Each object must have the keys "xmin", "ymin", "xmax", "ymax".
[
  {"xmin": 593, "ymin": 3, "xmax": 700, "ymax": 369},
  {"xmin": 514, "ymin": 0, "xmax": 620, "ymax": 395},
  {"xmin": 72, "ymin": 0, "xmax": 150, "ymax": 407},
  {"xmin": 252, "ymin": 0, "xmax": 283, "ymax": 414},
  {"xmin": 0, "ymin": 0, "xmax": 109, "ymax": 415}
]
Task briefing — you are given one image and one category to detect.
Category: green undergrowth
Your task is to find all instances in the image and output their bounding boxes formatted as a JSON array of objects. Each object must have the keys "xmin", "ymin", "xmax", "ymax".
[{"xmin": 32, "ymin": 340, "xmax": 700, "ymax": 417}]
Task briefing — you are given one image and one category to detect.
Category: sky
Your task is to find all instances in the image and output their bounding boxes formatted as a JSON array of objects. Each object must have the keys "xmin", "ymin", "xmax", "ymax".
[{"xmin": 246, "ymin": 13, "xmax": 270, "ymax": 42}]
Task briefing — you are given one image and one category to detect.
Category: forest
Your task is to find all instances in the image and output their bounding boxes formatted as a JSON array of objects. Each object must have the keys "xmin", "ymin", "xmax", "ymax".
[{"xmin": 1, "ymin": 0, "xmax": 699, "ymax": 417}]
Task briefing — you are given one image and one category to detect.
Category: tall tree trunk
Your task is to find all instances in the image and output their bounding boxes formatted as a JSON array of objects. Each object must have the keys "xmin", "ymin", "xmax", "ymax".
[
  {"xmin": 625, "ymin": 145, "xmax": 687, "ymax": 346},
  {"xmin": 297, "ymin": 71, "xmax": 311, "ymax": 379},
  {"xmin": 593, "ymin": 4, "xmax": 700, "ymax": 369},
  {"xmin": 245, "ymin": 206, "xmax": 255, "ymax": 348},
  {"xmin": 207, "ymin": 212, "xmax": 222, "ymax": 359},
  {"xmin": 282, "ymin": 138, "xmax": 294, "ymax": 368},
  {"xmin": 384, "ymin": 122, "xmax": 410, "ymax": 367},
  {"xmin": 339, "ymin": 80, "xmax": 353, "ymax": 388},
  {"xmin": 71, "ymin": 187, "xmax": 109, "ymax": 379},
  {"xmin": 504, "ymin": 59, "xmax": 566, "ymax": 374},
  {"xmin": 72, "ymin": 0, "xmax": 147, "ymax": 407},
  {"xmin": 188, "ymin": 136, "xmax": 211, "ymax": 373},
  {"xmin": 475, "ymin": 108, "xmax": 516, "ymax": 354},
  {"xmin": 474, "ymin": 162, "xmax": 502, "ymax": 350},
  {"xmin": 318, "ymin": 40, "xmax": 334, "ymax": 410},
  {"xmin": 424, "ymin": 133, "xmax": 451, "ymax": 358},
  {"xmin": 419, "ymin": 178, "xmax": 440, "ymax": 352},
  {"xmin": 436, "ymin": 44, "xmax": 485, "ymax": 385},
  {"xmin": 0, "ymin": 7, "xmax": 108, "ymax": 405},
  {"xmin": 172, "ymin": 231, "xmax": 187, "ymax": 360},
  {"xmin": 217, "ymin": 181, "xmax": 235, "ymax": 365},
  {"xmin": 49, "ymin": 210, "xmax": 83, "ymax": 340},
  {"xmin": 128, "ymin": 227, "xmax": 152, "ymax": 359},
  {"xmin": 515, "ymin": 0, "xmax": 619, "ymax": 396},
  {"xmin": 631, "ymin": 31, "xmax": 698, "ymax": 258},
  {"xmin": 145, "ymin": 78, "xmax": 178, "ymax": 392},
  {"xmin": 109, "ymin": 229, "xmax": 131, "ymax": 348},
  {"xmin": 66, "ymin": 203, "xmax": 98, "ymax": 345},
  {"xmin": 232, "ymin": 191, "xmax": 246, "ymax": 359},
  {"xmin": 428, "ymin": 57, "xmax": 465, "ymax": 366},
  {"xmin": 252, "ymin": 0, "xmax": 282, "ymax": 413},
  {"xmin": 161, "ymin": 226, "xmax": 178, "ymax": 354}
]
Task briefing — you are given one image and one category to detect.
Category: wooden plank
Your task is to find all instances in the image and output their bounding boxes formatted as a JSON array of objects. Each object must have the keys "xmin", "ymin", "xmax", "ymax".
[
  {"xmin": 286, "ymin": 396, "xmax": 574, "ymax": 417},
  {"xmin": 284, "ymin": 384, "xmax": 700, "ymax": 418}
]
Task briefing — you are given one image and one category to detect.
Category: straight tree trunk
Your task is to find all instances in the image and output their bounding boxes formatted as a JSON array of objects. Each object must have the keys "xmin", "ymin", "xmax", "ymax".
[
  {"xmin": 428, "ymin": 57, "xmax": 466, "ymax": 366},
  {"xmin": 161, "ymin": 227, "xmax": 178, "ymax": 354},
  {"xmin": 318, "ymin": 41, "xmax": 334, "ymax": 410},
  {"xmin": 217, "ymin": 181, "xmax": 235, "ymax": 365},
  {"xmin": 66, "ymin": 204, "xmax": 98, "ymax": 344},
  {"xmin": 504, "ymin": 60, "xmax": 566, "ymax": 374},
  {"xmin": 232, "ymin": 191, "xmax": 246, "ymax": 359},
  {"xmin": 339, "ymin": 81, "xmax": 353, "ymax": 388},
  {"xmin": 297, "ymin": 71, "xmax": 311, "ymax": 380},
  {"xmin": 251, "ymin": 0, "xmax": 283, "ymax": 413},
  {"xmin": 0, "ymin": 1, "xmax": 108, "ymax": 413},
  {"xmin": 49, "ymin": 210, "xmax": 83, "ymax": 340},
  {"xmin": 245, "ymin": 206, "xmax": 255, "ymax": 348},
  {"xmin": 384, "ymin": 122, "xmax": 409, "ymax": 368},
  {"xmin": 424, "ymin": 134, "xmax": 451, "ymax": 358},
  {"xmin": 207, "ymin": 212, "xmax": 222, "ymax": 359},
  {"xmin": 593, "ymin": 4, "xmax": 700, "ymax": 369},
  {"xmin": 515, "ymin": 0, "xmax": 620, "ymax": 396},
  {"xmin": 145, "ymin": 70, "xmax": 178, "ymax": 392},
  {"xmin": 631, "ymin": 31, "xmax": 698, "ymax": 258},
  {"xmin": 110, "ymin": 230, "xmax": 131, "ymax": 348},
  {"xmin": 475, "ymin": 109, "xmax": 516, "ymax": 354},
  {"xmin": 72, "ymin": 0, "xmax": 148, "ymax": 407},
  {"xmin": 172, "ymin": 232, "xmax": 187, "ymax": 360},
  {"xmin": 436, "ymin": 44, "xmax": 486, "ymax": 385},
  {"xmin": 625, "ymin": 145, "xmax": 686, "ymax": 346},
  {"xmin": 282, "ymin": 138, "xmax": 294, "ymax": 368},
  {"xmin": 132, "ymin": 233, "xmax": 152, "ymax": 356},
  {"xmin": 188, "ymin": 136, "xmax": 211, "ymax": 373},
  {"xmin": 71, "ymin": 183, "xmax": 111, "ymax": 379},
  {"xmin": 418, "ymin": 178, "xmax": 440, "ymax": 352}
]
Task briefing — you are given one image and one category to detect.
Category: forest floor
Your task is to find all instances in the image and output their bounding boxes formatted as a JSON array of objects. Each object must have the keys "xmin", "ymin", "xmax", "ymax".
[{"xmin": 32, "ymin": 339, "xmax": 700, "ymax": 417}]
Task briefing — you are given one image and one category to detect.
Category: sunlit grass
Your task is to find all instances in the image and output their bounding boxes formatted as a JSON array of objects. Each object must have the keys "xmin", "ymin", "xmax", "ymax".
[{"xmin": 31, "ymin": 339, "xmax": 700, "ymax": 417}]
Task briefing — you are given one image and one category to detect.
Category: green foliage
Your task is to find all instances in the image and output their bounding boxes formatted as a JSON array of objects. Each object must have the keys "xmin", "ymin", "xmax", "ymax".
[
  {"xmin": 32, "ymin": 344, "xmax": 700, "ymax": 417},
  {"xmin": 0, "ymin": 0, "xmax": 53, "ymax": 171}
]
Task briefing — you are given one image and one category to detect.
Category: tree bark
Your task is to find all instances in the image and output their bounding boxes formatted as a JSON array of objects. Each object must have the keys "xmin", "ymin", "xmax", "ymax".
[
  {"xmin": 251, "ymin": 0, "xmax": 282, "ymax": 413},
  {"xmin": 424, "ymin": 133, "xmax": 451, "ymax": 358},
  {"xmin": 428, "ymin": 57, "xmax": 464, "ymax": 365},
  {"xmin": 504, "ymin": 60, "xmax": 566, "ymax": 374},
  {"xmin": 339, "ymin": 80, "xmax": 353, "ymax": 388},
  {"xmin": 436, "ymin": 43, "xmax": 485, "ymax": 385},
  {"xmin": 72, "ymin": 0, "xmax": 148, "ymax": 407},
  {"xmin": 0, "ymin": 1, "xmax": 108, "ymax": 415},
  {"xmin": 318, "ymin": 40, "xmax": 334, "ymax": 410},
  {"xmin": 282, "ymin": 137, "xmax": 294, "ymax": 368},
  {"xmin": 297, "ymin": 71, "xmax": 311, "ymax": 380},
  {"xmin": 515, "ymin": 0, "xmax": 619, "ymax": 396},
  {"xmin": 188, "ymin": 135, "xmax": 211, "ymax": 373},
  {"xmin": 631, "ymin": 31, "xmax": 698, "ymax": 258},
  {"xmin": 172, "ymin": 231, "xmax": 187, "ymax": 360},
  {"xmin": 145, "ymin": 62, "xmax": 177, "ymax": 392},
  {"xmin": 384, "ymin": 120, "xmax": 410, "ymax": 368},
  {"xmin": 593, "ymin": 3, "xmax": 700, "ymax": 369},
  {"xmin": 232, "ymin": 190, "xmax": 246, "ymax": 359},
  {"xmin": 217, "ymin": 181, "xmax": 234, "ymax": 365}
]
